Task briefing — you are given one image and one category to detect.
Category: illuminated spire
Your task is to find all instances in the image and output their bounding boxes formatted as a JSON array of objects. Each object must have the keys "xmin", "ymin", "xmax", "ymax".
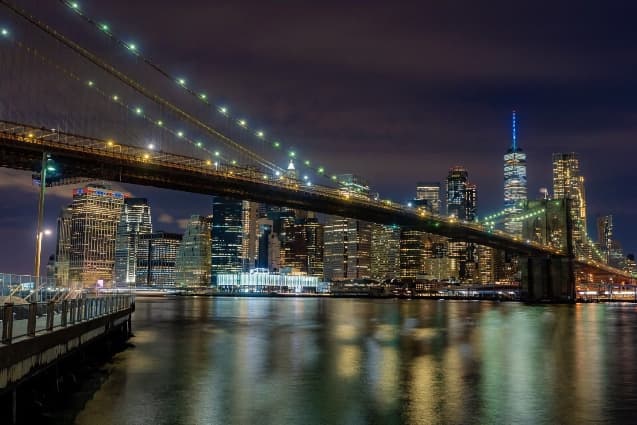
[
  {"xmin": 287, "ymin": 159, "xmax": 295, "ymax": 171},
  {"xmin": 512, "ymin": 110, "xmax": 517, "ymax": 151}
]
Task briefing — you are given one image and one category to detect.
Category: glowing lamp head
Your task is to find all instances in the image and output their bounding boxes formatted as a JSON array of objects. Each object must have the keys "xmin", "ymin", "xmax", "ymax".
[
  {"xmin": 238, "ymin": 119, "xmax": 246, "ymax": 127},
  {"xmin": 100, "ymin": 23, "xmax": 109, "ymax": 31},
  {"xmin": 256, "ymin": 131, "xmax": 264, "ymax": 138},
  {"xmin": 177, "ymin": 78, "xmax": 186, "ymax": 86},
  {"xmin": 317, "ymin": 167, "xmax": 324, "ymax": 174},
  {"xmin": 196, "ymin": 141, "xmax": 202, "ymax": 147},
  {"xmin": 200, "ymin": 93, "xmax": 207, "ymax": 100},
  {"xmin": 214, "ymin": 151, "xmax": 220, "ymax": 157},
  {"xmin": 43, "ymin": 229, "xmax": 52, "ymax": 236},
  {"xmin": 147, "ymin": 143, "xmax": 155, "ymax": 150},
  {"xmin": 219, "ymin": 106, "xmax": 228, "ymax": 114},
  {"xmin": 135, "ymin": 107, "xmax": 142, "ymax": 115},
  {"xmin": 128, "ymin": 43, "xmax": 137, "ymax": 51},
  {"xmin": 177, "ymin": 131, "xmax": 184, "ymax": 137},
  {"xmin": 1, "ymin": 28, "xmax": 9, "ymax": 37},
  {"xmin": 70, "ymin": 2, "xmax": 79, "ymax": 9},
  {"xmin": 112, "ymin": 95, "xmax": 119, "ymax": 101}
]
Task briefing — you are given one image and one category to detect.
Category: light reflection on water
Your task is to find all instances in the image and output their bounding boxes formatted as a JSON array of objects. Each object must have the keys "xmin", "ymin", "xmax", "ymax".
[{"xmin": 73, "ymin": 298, "xmax": 637, "ymax": 425}]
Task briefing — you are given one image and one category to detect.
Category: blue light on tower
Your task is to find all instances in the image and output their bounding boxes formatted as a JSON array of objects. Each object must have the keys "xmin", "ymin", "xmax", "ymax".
[
  {"xmin": 503, "ymin": 109, "xmax": 527, "ymax": 236},
  {"xmin": 512, "ymin": 110, "xmax": 517, "ymax": 150}
]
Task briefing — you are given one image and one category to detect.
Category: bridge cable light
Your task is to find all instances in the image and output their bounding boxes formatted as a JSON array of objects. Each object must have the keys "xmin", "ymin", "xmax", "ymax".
[{"xmin": 52, "ymin": 2, "xmax": 334, "ymax": 180}]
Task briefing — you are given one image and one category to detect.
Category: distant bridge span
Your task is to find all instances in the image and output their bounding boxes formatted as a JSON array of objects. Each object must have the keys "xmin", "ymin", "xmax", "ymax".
[{"xmin": 0, "ymin": 120, "xmax": 631, "ymax": 288}]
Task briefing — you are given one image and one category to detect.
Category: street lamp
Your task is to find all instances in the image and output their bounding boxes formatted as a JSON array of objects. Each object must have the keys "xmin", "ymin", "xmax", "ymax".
[{"xmin": 34, "ymin": 228, "xmax": 52, "ymax": 299}]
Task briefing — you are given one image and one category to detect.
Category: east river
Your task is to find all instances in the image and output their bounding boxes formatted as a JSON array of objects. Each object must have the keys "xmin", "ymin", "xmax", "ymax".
[{"xmin": 65, "ymin": 297, "xmax": 637, "ymax": 424}]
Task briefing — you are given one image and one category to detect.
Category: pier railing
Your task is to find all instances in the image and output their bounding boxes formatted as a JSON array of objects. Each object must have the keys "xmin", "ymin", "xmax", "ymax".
[{"xmin": 1, "ymin": 292, "xmax": 134, "ymax": 345}]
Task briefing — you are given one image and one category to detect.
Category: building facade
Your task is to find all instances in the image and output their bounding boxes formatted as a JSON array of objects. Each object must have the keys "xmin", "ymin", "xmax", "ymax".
[
  {"xmin": 552, "ymin": 152, "xmax": 588, "ymax": 258},
  {"xmin": 54, "ymin": 204, "xmax": 73, "ymax": 287},
  {"xmin": 68, "ymin": 185, "xmax": 129, "ymax": 288},
  {"xmin": 113, "ymin": 198, "xmax": 152, "ymax": 286},
  {"xmin": 503, "ymin": 111, "xmax": 528, "ymax": 236},
  {"xmin": 370, "ymin": 224, "xmax": 401, "ymax": 280},
  {"xmin": 211, "ymin": 197, "xmax": 243, "ymax": 281},
  {"xmin": 175, "ymin": 215, "xmax": 212, "ymax": 286},
  {"xmin": 136, "ymin": 231, "xmax": 182, "ymax": 287},
  {"xmin": 415, "ymin": 182, "xmax": 441, "ymax": 215},
  {"xmin": 323, "ymin": 216, "xmax": 372, "ymax": 281}
]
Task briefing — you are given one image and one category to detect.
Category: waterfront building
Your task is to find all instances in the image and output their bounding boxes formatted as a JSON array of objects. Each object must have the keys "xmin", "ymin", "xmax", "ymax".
[
  {"xmin": 211, "ymin": 197, "xmax": 243, "ymax": 281},
  {"xmin": 216, "ymin": 269, "xmax": 320, "ymax": 293},
  {"xmin": 503, "ymin": 111, "xmax": 528, "ymax": 236},
  {"xmin": 415, "ymin": 182, "xmax": 441, "ymax": 215},
  {"xmin": 323, "ymin": 216, "xmax": 371, "ymax": 281},
  {"xmin": 552, "ymin": 152, "xmax": 588, "ymax": 258},
  {"xmin": 54, "ymin": 204, "xmax": 72, "ymax": 287},
  {"xmin": 113, "ymin": 198, "xmax": 152, "ymax": 286},
  {"xmin": 68, "ymin": 185, "xmax": 129, "ymax": 288},
  {"xmin": 370, "ymin": 224, "xmax": 400, "ymax": 280},
  {"xmin": 175, "ymin": 215, "xmax": 212, "ymax": 286},
  {"xmin": 136, "ymin": 232, "xmax": 182, "ymax": 287}
]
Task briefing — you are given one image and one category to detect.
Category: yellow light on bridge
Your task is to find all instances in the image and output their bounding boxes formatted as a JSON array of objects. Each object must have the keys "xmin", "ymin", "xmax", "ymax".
[{"xmin": 143, "ymin": 153, "xmax": 150, "ymax": 159}]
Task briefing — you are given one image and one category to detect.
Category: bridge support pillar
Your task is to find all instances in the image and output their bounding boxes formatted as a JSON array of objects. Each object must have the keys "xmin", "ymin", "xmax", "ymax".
[{"xmin": 521, "ymin": 256, "xmax": 575, "ymax": 303}]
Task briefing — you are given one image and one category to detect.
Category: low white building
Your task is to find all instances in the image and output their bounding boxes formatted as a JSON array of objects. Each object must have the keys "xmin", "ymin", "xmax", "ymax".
[{"xmin": 216, "ymin": 268, "xmax": 320, "ymax": 293}]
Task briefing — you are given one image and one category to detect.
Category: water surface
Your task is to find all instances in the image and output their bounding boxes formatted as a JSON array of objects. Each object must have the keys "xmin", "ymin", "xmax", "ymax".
[{"xmin": 73, "ymin": 297, "xmax": 637, "ymax": 424}]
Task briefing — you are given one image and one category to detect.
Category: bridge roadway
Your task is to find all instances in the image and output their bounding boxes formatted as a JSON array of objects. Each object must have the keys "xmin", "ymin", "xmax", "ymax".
[{"xmin": 0, "ymin": 120, "xmax": 631, "ymax": 280}]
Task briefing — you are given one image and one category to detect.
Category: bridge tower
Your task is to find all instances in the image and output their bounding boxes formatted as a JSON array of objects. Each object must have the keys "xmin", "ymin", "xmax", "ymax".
[{"xmin": 520, "ymin": 199, "xmax": 576, "ymax": 302}]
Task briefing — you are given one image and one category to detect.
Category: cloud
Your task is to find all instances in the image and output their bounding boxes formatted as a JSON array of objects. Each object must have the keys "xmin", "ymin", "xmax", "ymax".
[
  {"xmin": 157, "ymin": 213, "xmax": 175, "ymax": 224},
  {"xmin": 0, "ymin": 169, "xmax": 70, "ymax": 199}
]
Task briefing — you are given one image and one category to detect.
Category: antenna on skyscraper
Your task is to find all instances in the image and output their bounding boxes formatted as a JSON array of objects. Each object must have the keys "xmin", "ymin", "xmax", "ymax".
[{"xmin": 512, "ymin": 110, "xmax": 517, "ymax": 151}]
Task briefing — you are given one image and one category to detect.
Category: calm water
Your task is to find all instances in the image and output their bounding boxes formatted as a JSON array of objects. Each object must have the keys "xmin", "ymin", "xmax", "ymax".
[{"xmin": 72, "ymin": 297, "xmax": 637, "ymax": 425}]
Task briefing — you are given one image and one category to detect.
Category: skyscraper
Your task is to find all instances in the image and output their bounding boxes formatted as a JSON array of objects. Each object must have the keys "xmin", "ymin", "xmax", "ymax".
[
  {"xmin": 552, "ymin": 152, "xmax": 587, "ymax": 257},
  {"xmin": 175, "ymin": 215, "xmax": 212, "ymax": 286},
  {"xmin": 415, "ymin": 182, "xmax": 441, "ymax": 215},
  {"xmin": 211, "ymin": 197, "xmax": 243, "ymax": 281},
  {"xmin": 597, "ymin": 215, "xmax": 613, "ymax": 264},
  {"xmin": 446, "ymin": 167, "xmax": 477, "ymax": 281},
  {"xmin": 136, "ymin": 232, "xmax": 182, "ymax": 286},
  {"xmin": 446, "ymin": 166, "xmax": 469, "ymax": 219},
  {"xmin": 68, "ymin": 185, "xmax": 129, "ymax": 288},
  {"xmin": 241, "ymin": 201, "xmax": 259, "ymax": 271},
  {"xmin": 400, "ymin": 228, "xmax": 429, "ymax": 279},
  {"xmin": 113, "ymin": 198, "xmax": 152, "ymax": 286},
  {"xmin": 370, "ymin": 224, "xmax": 401, "ymax": 280},
  {"xmin": 503, "ymin": 111, "xmax": 528, "ymax": 235},
  {"xmin": 323, "ymin": 216, "xmax": 371, "ymax": 281},
  {"xmin": 54, "ymin": 204, "xmax": 72, "ymax": 287}
]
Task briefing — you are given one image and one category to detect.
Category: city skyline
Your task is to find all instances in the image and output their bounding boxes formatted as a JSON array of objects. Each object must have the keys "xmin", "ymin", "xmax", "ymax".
[{"xmin": 0, "ymin": 0, "xmax": 636, "ymax": 274}]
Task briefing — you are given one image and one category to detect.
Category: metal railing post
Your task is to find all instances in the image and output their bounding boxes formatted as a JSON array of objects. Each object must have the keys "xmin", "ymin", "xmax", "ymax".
[
  {"xmin": 27, "ymin": 302, "xmax": 37, "ymax": 336},
  {"xmin": 2, "ymin": 303, "xmax": 13, "ymax": 344},
  {"xmin": 46, "ymin": 301, "xmax": 54, "ymax": 331},
  {"xmin": 61, "ymin": 300, "xmax": 68, "ymax": 327},
  {"xmin": 69, "ymin": 299, "xmax": 76, "ymax": 325}
]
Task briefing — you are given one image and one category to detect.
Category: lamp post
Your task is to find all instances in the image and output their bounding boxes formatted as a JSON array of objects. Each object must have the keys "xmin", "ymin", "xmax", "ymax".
[{"xmin": 34, "ymin": 152, "xmax": 48, "ymax": 288}]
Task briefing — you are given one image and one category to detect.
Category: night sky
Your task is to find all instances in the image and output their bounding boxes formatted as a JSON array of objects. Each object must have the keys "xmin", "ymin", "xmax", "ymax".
[{"xmin": 1, "ymin": 0, "xmax": 636, "ymax": 274}]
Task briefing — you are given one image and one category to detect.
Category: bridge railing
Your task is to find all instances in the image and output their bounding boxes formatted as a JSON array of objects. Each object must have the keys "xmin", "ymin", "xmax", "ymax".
[
  {"xmin": 4, "ymin": 120, "xmax": 632, "ymax": 274},
  {"xmin": 0, "ymin": 292, "xmax": 134, "ymax": 345}
]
